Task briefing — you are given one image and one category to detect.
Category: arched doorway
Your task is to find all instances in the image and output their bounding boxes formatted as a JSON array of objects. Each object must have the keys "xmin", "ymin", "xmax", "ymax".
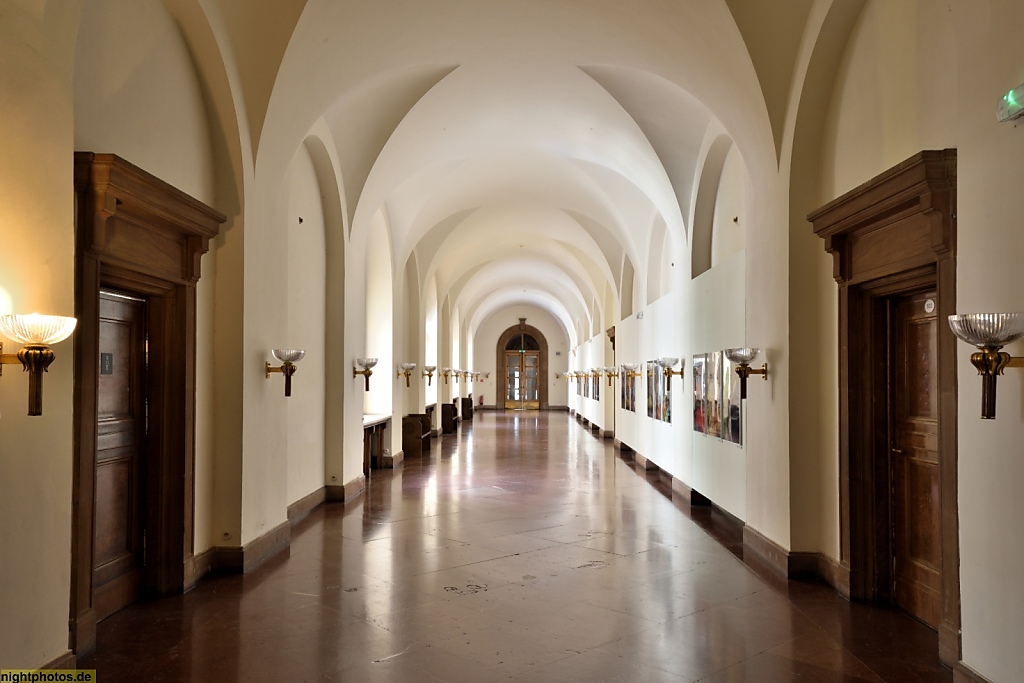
[{"xmin": 496, "ymin": 319, "xmax": 549, "ymax": 410}]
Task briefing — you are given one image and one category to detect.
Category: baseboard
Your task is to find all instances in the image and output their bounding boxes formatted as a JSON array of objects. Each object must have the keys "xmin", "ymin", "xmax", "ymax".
[
  {"xmin": 954, "ymin": 662, "xmax": 997, "ymax": 683},
  {"xmin": 569, "ymin": 408, "xmax": 576, "ymax": 416},
  {"xmin": 546, "ymin": 405, "xmax": 570, "ymax": 412},
  {"xmin": 690, "ymin": 488, "xmax": 711, "ymax": 506},
  {"xmin": 41, "ymin": 650, "xmax": 76, "ymax": 670},
  {"xmin": 241, "ymin": 521, "xmax": 291, "ymax": 572},
  {"xmin": 287, "ymin": 487, "xmax": 326, "ymax": 525},
  {"xmin": 327, "ymin": 474, "xmax": 366, "ymax": 502},
  {"xmin": 590, "ymin": 422, "xmax": 601, "ymax": 432},
  {"xmin": 671, "ymin": 476, "xmax": 692, "ymax": 502},
  {"xmin": 633, "ymin": 452, "xmax": 659, "ymax": 471},
  {"xmin": 657, "ymin": 469, "xmax": 672, "ymax": 486},
  {"xmin": 743, "ymin": 526, "xmax": 790, "ymax": 578},
  {"xmin": 613, "ymin": 439, "xmax": 633, "ymax": 453},
  {"xmin": 600, "ymin": 429, "xmax": 614, "ymax": 439},
  {"xmin": 382, "ymin": 449, "xmax": 404, "ymax": 468}
]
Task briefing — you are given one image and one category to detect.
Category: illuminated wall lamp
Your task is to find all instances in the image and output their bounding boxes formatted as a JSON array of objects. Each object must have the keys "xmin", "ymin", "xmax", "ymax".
[
  {"xmin": 265, "ymin": 348, "xmax": 305, "ymax": 397},
  {"xmin": 353, "ymin": 357, "xmax": 377, "ymax": 391},
  {"xmin": 948, "ymin": 313, "xmax": 1024, "ymax": 419},
  {"xmin": 423, "ymin": 365, "xmax": 437, "ymax": 386},
  {"xmin": 0, "ymin": 313, "xmax": 77, "ymax": 416},
  {"xmin": 603, "ymin": 366, "xmax": 617, "ymax": 386},
  {"xmin": 657, "ymin": 357, "xmax": 683, "ymax": 391},
  {"xmin": 724, "ymin": 347, "xmax": 768, "ymax": 399},
  {"xmin": 397, "ymin": 362, "xmax": 417, "ymax": 387}
]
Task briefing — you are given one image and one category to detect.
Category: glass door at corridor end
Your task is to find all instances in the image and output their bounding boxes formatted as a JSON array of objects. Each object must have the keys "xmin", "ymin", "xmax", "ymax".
[{"xmin": 505, "ymin": 350, "xmax": 540, "ymax": 410}]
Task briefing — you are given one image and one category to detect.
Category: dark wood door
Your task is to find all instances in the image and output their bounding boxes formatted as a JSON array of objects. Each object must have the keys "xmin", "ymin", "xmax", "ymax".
[
  {"xmin": 891, "ymin": 290, "xmax": 941, "ymax": 628},
  {"xmin": 93, "ymin": 290, "xmax": 148, "ymax": 621}
]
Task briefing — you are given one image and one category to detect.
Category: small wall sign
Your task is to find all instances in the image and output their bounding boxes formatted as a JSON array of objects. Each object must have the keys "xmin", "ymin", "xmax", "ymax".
[{"xmin": 100, "ymin": 353, "xmax": 114, "ymax": 375}]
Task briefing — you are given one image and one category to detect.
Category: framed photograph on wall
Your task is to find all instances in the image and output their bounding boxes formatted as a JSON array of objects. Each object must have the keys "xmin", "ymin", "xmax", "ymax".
[
  {"xmin": 722, "ymin": 354, "xmax": 742, "ymax": 445},
  {"xmin": 646, "ymin": 360, "xmax": 657, "ymax": 419},
  {"xmin": 593, "ymin": 372, "xmax": 600, "ymax": 402},
  {"xmin": 692, "ymin": 354, "xmax": 707, "ymax": 434},
  {"xmin": 706, "ymin": 351, "xmax": 723, "ymax": 438}
]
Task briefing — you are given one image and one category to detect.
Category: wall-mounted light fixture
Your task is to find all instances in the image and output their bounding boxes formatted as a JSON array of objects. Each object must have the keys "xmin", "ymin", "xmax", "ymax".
[
  {"xmin": 603, "ymin": 366, "xmax": 617, "ymax": 386},
  {"xmin": 948, "ymin": 313, "xmax": 1024, "ymax": 419},
  {"xmin": 441, "ymin": 367, "xmax": 451, "ymax": 384},
  {"xmin": 621, "ymin": 363, "xmax": 641, "ymax": 378},
  {"xmin": 0, "ymin": 313, "xmax": 77, "ymax": 416},
  {"xmin": 724, "ymin": 347, "xmax": 768, "ymax": 400},
  {"xmin": 657, "ymin": 357, "xmax": 683, "ymax": 391},
  {"xmin": 480, "ymin": 371, "xmax": 490, "ymax": 380},
  {"xmin": 453, "ymin": 369, "xmax": 462, "ymax": 383},
  {"xmin": 397, "ymin": 362, "xmax": 417, "ymax": 387},
  {"xmin": 265, "ymin": 348, "xmax": 305, "ymax": 397},
  {"xmin": 353, "ymin": 357, "xmax": 377, "ymax": 391},
  {"xmin": 423, "ymin": 365, "xmax": 437, "ymax": 386}
]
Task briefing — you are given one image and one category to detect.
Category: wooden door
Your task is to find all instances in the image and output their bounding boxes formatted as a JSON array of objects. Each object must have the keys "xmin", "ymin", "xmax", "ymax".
[
  {"xmin": 93, "ymin": 290, "xmax": 148, "ymax": 621},
  {"xmin": 891, "ymin": 290, "xmax": 941, "ymax": 628},
  {"xmin": 504, "ymin": 351, "xmax": 540, "ymax": 410}
]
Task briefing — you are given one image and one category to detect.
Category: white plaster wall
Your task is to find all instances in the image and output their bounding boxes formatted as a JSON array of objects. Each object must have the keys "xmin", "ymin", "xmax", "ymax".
[
  {"xmin": 285, "ymin": 146, "xmax": 327, "ymax": 506},
  {"xmin": 473, "ymin": 306, "xmax": 569, "ymax": 409},
  {"xmin": 0, "ymin": 2, "xmax": 79, "ymax": 667},
  {"xmin": 690, "ymin": 251, "xmax": 747, "ymax": 520},
  {"xmin": 73, "ymin": 0, "xmax": 214, "ymax": 203},
  {"xmin": 364, "ymin": 210, "xmax": 394, "ymax": 415},
  {"xmin": 951, "ymin": 2, "xmax": 1024, "ymax": 679},
  {"xmin": 710, "ymin": 146, "xmax": 747, "ymax": 266}
]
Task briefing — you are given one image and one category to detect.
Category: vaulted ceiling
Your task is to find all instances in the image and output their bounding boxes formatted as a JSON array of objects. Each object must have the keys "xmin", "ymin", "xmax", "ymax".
[{"xmin": 228, "ymin": 0, "xmax": 802, "ymax": 342}]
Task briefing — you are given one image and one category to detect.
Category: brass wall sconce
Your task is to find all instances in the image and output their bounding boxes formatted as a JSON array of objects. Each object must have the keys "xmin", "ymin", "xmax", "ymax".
[
  {"xmin": 0, "ymin": 313, "xmax": 77, "ymax": 416},
  {"xmin": 724, "ymin": 347, "xmax": 768, "ymax": 399},
  {"xmin": 353, "ymin": 357, "xmax": 378, "ymax": 391},
  {"xmin": 265, "ymin": 348, "xmax": 305, "ymax": 397},
  {"xmin": 603, "ymin": 366, "xmax": 617, "ymax": 386},
  {"xmin": 948, "ymin": 313, "xmax": 1024, "ymax": 419},
  {"xmin": 397, "ymin": 362, "xmax": 417, "ymax": 387},
  {"xmin": 453, "ymin": 369, "xmax": 462, "ymax": 383},
  {"xmin": 621, "ymin": 363, "xmax": 641, "ymax": 378},
  {"xmin": 441, "ymin": 367, "xmax": 451, "ymax": 384},
  {"xmin": 480, "ymin": 371, "xmax": 490, "ymax": 380},
  {"xmin": 423, "ymin": 365, "xmax": 437, "ymax": 386},
  {"xmin": 657, "ymin": 357, "xmax": 683, "ymax": 391}
]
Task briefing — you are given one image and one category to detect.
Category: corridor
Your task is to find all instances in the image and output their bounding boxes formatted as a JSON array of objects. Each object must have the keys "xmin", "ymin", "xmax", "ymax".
[{"xmin": 82, "ymin": 413, "xmax": 951, "ymax": 682}]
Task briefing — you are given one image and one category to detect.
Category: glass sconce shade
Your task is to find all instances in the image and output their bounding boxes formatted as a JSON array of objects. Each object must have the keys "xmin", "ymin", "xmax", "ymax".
[
  {"xmin": 425, "ymin": 365, "xmax": 437, "ymax": 373},
  {"xmin": 356, "ymin": 357, "xmax": 378, "ymax": 369},
  {"xmin": 725, "ymin": 347, "xmax": 760, "ymax": 364},
  {"xmin": 657, "ymin": 357, "xmax": 679, "ymax": 368},
  {"xmin": 0, "ymin": 313, "xmax": 77, "ymax": 345},
  {"xmin": 948, "ymin": 313, "xmax": 1024, "ymax": 347},
  {"xmin": 272, "ymin": 349, "xmax": 305, "ymax": 363},
  {"xmin": 399, "ymin": 362, "xmax": 417, "ymax": 371}
]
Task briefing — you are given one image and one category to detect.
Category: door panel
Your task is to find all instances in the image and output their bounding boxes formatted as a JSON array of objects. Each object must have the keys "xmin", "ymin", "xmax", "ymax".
[
  {"xmin": 94, "ymin": 291, "xmax": 147, "ymax": 622},
  {"xmin": 892, "ymin": 291, "xmax": 941, "ymax": 629},
  {"xmin": 504, "ymin": 351, "xmax": 540, "ymax": 409}
]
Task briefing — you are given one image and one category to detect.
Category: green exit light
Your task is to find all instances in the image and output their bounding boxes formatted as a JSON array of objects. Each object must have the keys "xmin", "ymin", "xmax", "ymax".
[{"xmin": 997, "ymin": 84, "xmax": 1024, "ymax": 122}]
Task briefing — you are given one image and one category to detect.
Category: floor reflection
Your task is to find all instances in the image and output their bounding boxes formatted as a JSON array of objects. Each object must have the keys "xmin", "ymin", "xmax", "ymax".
[{"xmin": 82, "ymin": 411, "xmax": 951, "ymax": 682}]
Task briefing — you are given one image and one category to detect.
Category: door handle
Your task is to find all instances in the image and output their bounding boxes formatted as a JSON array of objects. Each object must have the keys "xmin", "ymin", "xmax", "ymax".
[{"xmin": 892, "ymin": 448, "xmax": 903, "ymax": 454}]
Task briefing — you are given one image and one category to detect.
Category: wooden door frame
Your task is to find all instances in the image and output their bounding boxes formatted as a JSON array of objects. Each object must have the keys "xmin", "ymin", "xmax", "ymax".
[
  {"xmin": 70, "ymin": 153, "xmax": 224, "ymax": 655},
  {"xmin": 809, "ymin": 150, "xmax": 960, "ymax": 665},
  {"xmin": 496, "ymin": 321, "xmax": 549, "ymax": 409}
]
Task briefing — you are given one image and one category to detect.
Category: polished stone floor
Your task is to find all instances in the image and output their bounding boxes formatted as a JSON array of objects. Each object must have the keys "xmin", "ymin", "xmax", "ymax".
[{"xmin": 82, "ymin": 412, "xmax": 952, "ymax": 682}]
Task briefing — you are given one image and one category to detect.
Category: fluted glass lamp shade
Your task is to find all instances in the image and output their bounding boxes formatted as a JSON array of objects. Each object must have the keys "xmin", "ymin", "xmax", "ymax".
[
  {"xmin": 0, "ymin": 314, "xmax": 77, "ymax": 416},
  {"xmin": 356, "ymin": 357, "xmax": 378, "ymax": 369},
  {"xmin": 725, "ymin": 347, "xmax": 760, "ymax": 364},
  {"xmin": 657, "ymin": 357, "xmax": 679, "ymax": 368},
  {"xmin": 425, "ymin": 365, "xmax": 437, "ymax": 373},
  {"xmin": 399, "ymin": 362, "xmax": 417, "ymax": 371},
  {"xmin": 272, "ymin": 349, "xmax": 305, "ymax": 363},
  {"xmin": 949, "ymin": 313, "xmax": 1024, "ymax": 419},
  {"xmin": 948, "ymin": 313, "xmax": 1024, "ymax": 347},
  {"xmin": 0, "ymin": 313, "xmax": 77, "ymax": 345}
]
